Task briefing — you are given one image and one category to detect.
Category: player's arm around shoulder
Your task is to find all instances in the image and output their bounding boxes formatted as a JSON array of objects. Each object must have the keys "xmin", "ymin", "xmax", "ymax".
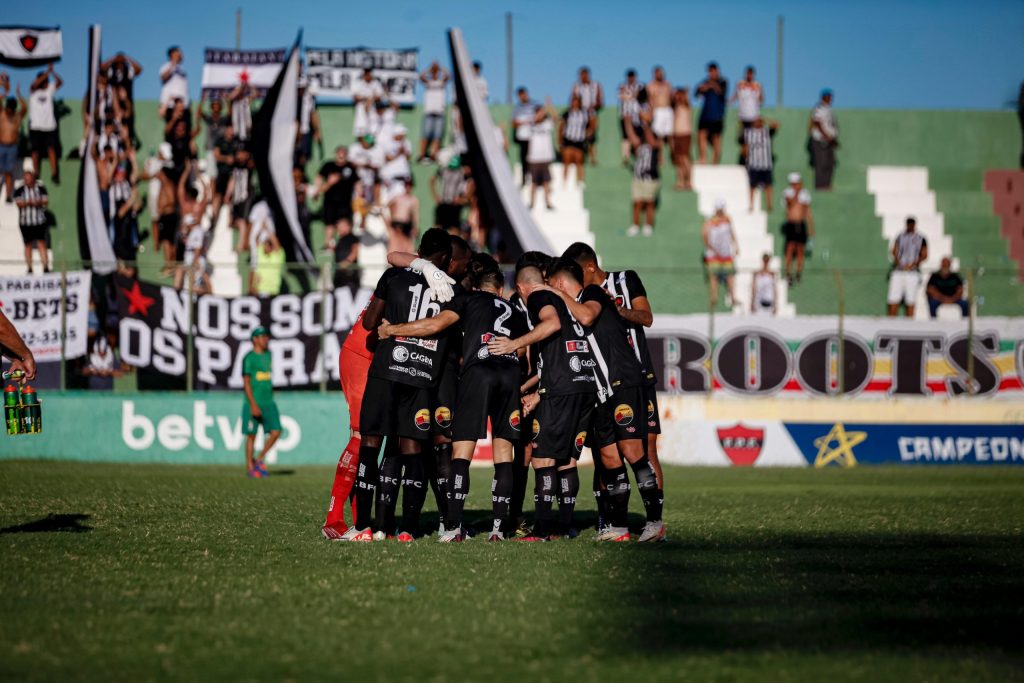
[{"xmin": 379, "ymin": 310, "xmax": 459, "ymax": 340}]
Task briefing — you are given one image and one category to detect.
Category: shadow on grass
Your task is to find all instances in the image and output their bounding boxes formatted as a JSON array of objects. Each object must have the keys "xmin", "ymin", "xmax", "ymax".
[
  {"xmin": 0, "ymin": 513, "xmax": 93, "ymax": 534},
  {"xmin": 591, "ymin": 532, "xmax": 1024, "ymax": 657}
]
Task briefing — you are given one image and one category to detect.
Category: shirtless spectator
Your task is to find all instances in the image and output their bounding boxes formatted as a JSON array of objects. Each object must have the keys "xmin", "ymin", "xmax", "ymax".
[
  {"xmin": 315, "ymin": 145, "xmax": 359, "ymax": 249},
  {"xmin": 671, "ymin": 88, "xmax": 693, "ymax": 190},
  {"xmin": 0, "ymin": 82, "xmax": 27, "ymax": 202},
  {"xmin": 228, "ymin": 145, "xmax": 255, "ymax": 254},
  {"xmin": 159, "ymin": 47, "xmax": 189, "ymax": 117},
  {"xmin": 571, "ymin": 67, "xmax": 603, "ymax": 165},
  {"xmin": 140, "ymin": 143, "xmax": 174, "ymax": 266},
  {"xmin": 703, "ymin": 199, "xmax": 739, "ymax": 307},
  {"xmin": 646, "ymin": 66, "xmax": 673, "ymax": 153},
  {"xmin": 386, "ymin": 181, "xmax": 419, "ymax": 255},
  {"xmin": 696, "ymin": 62, "xmax": 728, "ymax": 164},
  {"xmin": 28, "ymin": 65, "xmax": 63, "ymax": 184},
  {"xmin": 154, "ymin": 152, "xmax": 179, "ymax": 275},
  {"xmin": 174, "ymin": 162, "xmax": 210, "ymax": 291},
  {"xmin": 418, "ymin": 61, "xmax": 449, "ymax": 163},
  {"xmin": 781, "ymin": 172, "xmax": 815, "ymax": 285},
  {"xmin": 351, "ymin": 68, "xmax": 384, "ymax": 139},
  {"xmin": 617, "ymin": 69, "xmax": 643, "ymax": 166}
]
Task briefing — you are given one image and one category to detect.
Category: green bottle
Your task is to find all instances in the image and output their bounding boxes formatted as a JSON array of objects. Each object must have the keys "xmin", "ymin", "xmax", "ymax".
[
  {"xmin": 4, "ymin": 384, "xmax": 19, "ymax": 436},
  {"xmin": 21, "ymin": 386, "xmax": 39, "ymax": 435}
]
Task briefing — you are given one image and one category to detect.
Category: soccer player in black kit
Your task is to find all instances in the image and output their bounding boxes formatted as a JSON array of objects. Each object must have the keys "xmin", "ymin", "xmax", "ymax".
[
  {"xmin": 488, "ymin": 265, "xmax": 598, "ymax": 540},
  {"xmin": 545, "ymin": 257, "xmax": 665, "ymax": 542},
  {"xmin": 355, "ymin": 228, "xmax": 453, "ymax": 542},
  {"xmin": 379, "ymin": 253, "xmax": 528, "ymax": 542}
]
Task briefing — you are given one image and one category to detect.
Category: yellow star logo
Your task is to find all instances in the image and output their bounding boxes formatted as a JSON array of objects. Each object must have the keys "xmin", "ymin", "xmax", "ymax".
[{"xmin": 812, "ymin": 423, "xmax": 867, "ymax": 468}]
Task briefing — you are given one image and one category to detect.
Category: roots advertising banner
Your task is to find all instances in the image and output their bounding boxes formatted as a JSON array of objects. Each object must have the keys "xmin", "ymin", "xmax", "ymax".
[
  {"xmin": 305, "ymin": 46, "xmax": 418, "ymax": 104},
  {"xmin": 647, "ymin": 314, "xmax": 1024, "ymax": 399},
  {"xmin": 115, "ymin": 276, "xmax": 371, "ymax": 389},
  {"xmin": 0, "ymin": 271, "xmax": 91, "ymax": 361}
]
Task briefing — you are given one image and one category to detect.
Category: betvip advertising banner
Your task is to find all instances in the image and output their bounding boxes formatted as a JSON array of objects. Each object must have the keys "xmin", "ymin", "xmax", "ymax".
[
  {"xmin": 115, "ymin": 276, "xmax": 372, "ymax": 389},
  {"xmin": 0, "ymin": 271, "xmax": 91, "ymax": 361},
  {"xmin": 305, "ymin": 46, "xmax": 418, "ymax": 104},
  {"xmin": 201, "ymin": 47, "xmax": 286, "ymax": 98},
  {"xmin": 647, "ymin": 314, "xmax": 1024, "ymax": 399}
]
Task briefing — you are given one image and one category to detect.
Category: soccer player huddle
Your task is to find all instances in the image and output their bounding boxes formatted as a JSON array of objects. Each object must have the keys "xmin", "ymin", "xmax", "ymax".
[{"xmin": 322, "ymin": 227, "xmax": 666, "ymax": 543}]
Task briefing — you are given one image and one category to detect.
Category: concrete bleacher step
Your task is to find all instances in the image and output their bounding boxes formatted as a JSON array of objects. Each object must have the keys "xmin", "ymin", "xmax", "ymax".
[
  {"xmin": 205, "ymin": 204, "xmax": 242, "ymax": 297},
  {"xmin": 515, "ymin": 163, "xmax": 595, "ymax": 256}
]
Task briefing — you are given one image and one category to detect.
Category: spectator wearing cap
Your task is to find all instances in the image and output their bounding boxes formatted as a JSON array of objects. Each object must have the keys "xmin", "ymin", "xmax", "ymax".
[
  {"xmin": 781, "ymin": 172, "xmax": 814, "ymax": 285},
  {"xmin": 511, "ymin": 87, "xmax": 537, "ymax": 181},
  {"xmin": 926, "ymin": 257, "xmax": 969, "ymax": 318},
  {"xmin": 379, "ymin": 124, "xmax": 411, "ymax": 203},
  {"xmin": 702, "ymin": 198, "xmax": 738, "ymax": 307},
  {"xmin": 809, "ymin": 89, "xmax": 839, "ymax": 190},
  {"xmin": 349, "ymin": 133, "xmax": 384, "ymax": 213},
  {"xmin": 418, "ymin": 61, "xmax": 449, "ymax": 164},
  {"xmin": 28, "ymin": 64, "xmax": 63, "ymax": 184},
  {"xmin": 695, "ymin": 61, "xmax": 728, "ymax": 164},
  {"xmin": 618, "ymin": 69, "xmax": 643, "ymax": 166},
  {"xmin": 351, "ymin": 68, "xmax": 385, "ymax": 139},
  {"xmin": 159, "ymin": 47, "xmax": 189, "ymax": 117},
  {"xmin": 887, "ymin": 217, "xmax": 928, "ymax": 317},
  {"xmin": 571, "ymin": 66, "xmax": 603, "ymax": 166}
]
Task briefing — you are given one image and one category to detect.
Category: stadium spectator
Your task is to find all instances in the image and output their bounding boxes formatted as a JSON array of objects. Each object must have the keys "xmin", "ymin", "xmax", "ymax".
[
  {"xmin": 703, "ymin": 199, "xmax": 738, "ymax": 307},
  {"xmin": 418, "ymin": 61, "xmax": 449, "ymax": 163},
  {"xmin": 333, "ymin": 219, "xmax": 361, "ymax": 291},
  {"xmin": 209, "ymin": 120, "xmax": 235, "ymax": 223},
  {"xmin": 887, "ymin": 217, "xmax": 928, "ymax": 317},
  {"xmin": 571, "ymin": 66, "xmax": 603, "ymax": 165},
  {"xmin": 781, "ymin": 172, "xmax": 814, "ymax": 284},
  {"xmin": 511, "ymin": 87, "xmax": 536, "ymax": 179},
  {"xmin": 197, "ymin": 94, "xmax": 227, "ymax": 176},
  {"xmin": 249, "ymin": 232, "xmax": 284, "ymax": 296},
  {"xmin": 618, "ymin": 69, "xmax": 643, "ymax": 166},
  {"xmin": 245, "ymin": 198, "xmax": 274, "ymax": 267},
  {"xmin": 159, "ymin": 47, "xmax": 189, "ymax": 116},
  {"xmin": 102, "ymin": 52, "xmax": 143, "ymax": 100},
  {"xmin": 926, "ymin": 257, "xmax": 969, "ymax": 318},
  {"xmin": 432, "ymin": 154, "xmax": 469, "ymax": 230},
  {"xmin": 696, "ymin": 61, "xmax": 728, "ymax": 164},
  {"xmin": 0, "ymin": 83, "xmax": 26, "ymax": 202},
  {"xmin": 296, "ymin": 80, "xmax": 321, "ymax": 167},
  {"xmin": 228, "ymin": 81, "xmax": 253, "ymax": 142},
  {"xmin": 809, "ymin": 89, "xmax": 839, "ymax": 190},
  {"xmin": 379, "ymin": 124, "xmax": 412, "ymax": 202},
  {"xmin": 349, "ymin": 133, "xmax": 383, "ymax": 213},
  {"xmin": 646, "ymin": 66, "xmax": 673, "ymax": 151},
  {"xmin": 164, "ymin": 99, "xmax": 197, "ymax": 174},
  {"xmin": 147, "ymin": 142, "xmax": 179, "ymax": 273},
  {"xmin": 352, "ymin": 68, "xmax": 384, "ymax": 139},
  {"xmin": 743, "ymin": 116, "xmax": 779, "ymax": 211},
  {"xmin": 83, "ymin": 331, "xmax": 125, "ymax": 391},
  {"xmin": 559, "ymin": 94, "xmax": 594, "ymax": 184},
  {"xmin": 386, "ymin": 181, "xmax": 419, "ymax": 254},
  {"xmin": 526, "ymin": 100, "xmax": 557, "ymax": 210},
  {"xmin": 625, "ymin": 109, "xmax": 659, "ymax": 237},
  {"xmin": 671, "ymin": 88, "xmax": 693, "ymax": 190},
  {"xmin": 140, "ymin": 143, "xmax": 173, "ymax": 265},
  {"xmin": 473, "ymin": 61, "xmax": 488, "ymax": 101},
  {"xmin": 174, "ymin": 166, "xmax": 210, "ymax": 293},
  {"xmin": 14, "ymin": 170, "xmax": 50, "ymax": 274},
  {"xmin": 229, "ymin": 145, "xmax": 256, "ymax": 254},
  {"xmin": 315, "ymin": 145, "xmax": 358, "ymax": 250},
  {"xmin": 731, "ymin": 65, "xmax": 763, "ymax": 129},
  {"xmin": 751, "ymin": 253, "xmax": 777, "ymax": 315},
  {"xmin": 109, "ymin": 163, "xmax": 140, "ymax": 275},
  {"xmin": 28, "ymin": 64, "xmax": 62, "ymax": 184}
]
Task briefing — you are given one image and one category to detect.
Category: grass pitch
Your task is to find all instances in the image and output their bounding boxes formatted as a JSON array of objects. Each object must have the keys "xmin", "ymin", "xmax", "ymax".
[{"xmin": 0, "ymin": 462, "xmax": 1022, "ymax": 682}]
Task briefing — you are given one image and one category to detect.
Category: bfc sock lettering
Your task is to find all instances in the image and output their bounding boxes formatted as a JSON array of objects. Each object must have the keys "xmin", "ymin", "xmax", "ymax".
[
  {"xmin": 400, "ymin": 453, "xmax": 427, "ymax": 534},
  {"xmin": 375, "ymin": 454, "xmax": 403, "ymax": 533},
  {"xmin": 533, "ymin": 466, "xmax": 557, "ymax": 536},
  {"xmin": 630, "ymin": 456, "xmax": 663, "ymax": 522},
  {"xmin": 558, "ymin": 468, "xmax": 580, "ymax": 532},
  {"xmin": 354, "ymin": 442, "xmax": 380, "ymax": 530},
  {"xmin": 431, "ymin": 442, "xmax": 452, "ymax": 518},
  {"xmin": 446, "ymin": 458, "xmax": 471, "ymax": 529},
  {"xmin": 600, "ymin": 465, "xmax": 631, "ymax": 528},
  {"xmin": 491, "ymin": 462, "xmax": 513, "ymax": 533},
  {"xmin": 592, "ymin": 464, "xmax": 608, "ymax": 523}
]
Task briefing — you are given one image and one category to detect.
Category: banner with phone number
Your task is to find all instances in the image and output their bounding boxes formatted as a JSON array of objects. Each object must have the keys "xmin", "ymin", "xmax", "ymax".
[{"xmin": 0, "ymin": 271, "xmax": 91, "ymax": 361}]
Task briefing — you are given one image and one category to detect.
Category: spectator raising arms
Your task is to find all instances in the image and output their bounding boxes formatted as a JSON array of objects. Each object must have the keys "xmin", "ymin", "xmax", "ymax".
[
  {"xmin": 809, "ymin": 89, "xmax": 839, "ymax": 190},
  {"xmin": 418, "ymin": 61, "xmax": 449, "ymax": 164},
  {"xmin": 926, "ymin": 257, "xmax": 969, "ymax": 318},
  {"xmin": 696, "ymin": 61, "xmax": 728, "ymax": 164},
  {"xmin": 671, "ymin": 88, "xmax": 693, "ymax": 190},
  {"xmin": 559, "ymin": 94, "xmax": 594, "ymax": 185},
  {"xmin": 571, "ymin": 66, "xmax": 603, "ymax": 166},
  {"xmin": 0, "ymin": 83, "xmax": 27, "ymax": 202},
  {"xmin": 28, "ymin": 64, "xmax": 62, "ymax": 184},
  {"xmin": 159, "ymin": 46, "xmax": 188, "ymax": 117}
]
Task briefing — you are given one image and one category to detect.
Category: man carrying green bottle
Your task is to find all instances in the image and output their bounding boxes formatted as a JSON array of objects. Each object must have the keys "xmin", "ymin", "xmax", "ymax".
[{"xmin": 242, "ymin": 327, "xmax": 281, "ymax": 478}]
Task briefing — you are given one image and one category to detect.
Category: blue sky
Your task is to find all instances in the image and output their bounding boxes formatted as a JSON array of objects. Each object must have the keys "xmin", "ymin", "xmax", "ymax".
[{"xmin": 4, "ymin": 0, "xmax": 1023, "ymax": 110}]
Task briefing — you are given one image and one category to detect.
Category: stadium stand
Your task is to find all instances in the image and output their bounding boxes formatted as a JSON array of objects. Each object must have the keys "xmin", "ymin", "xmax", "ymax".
[{"xmin": 985, "ymin": 170, "xmax": 1024, "ymax": 277}]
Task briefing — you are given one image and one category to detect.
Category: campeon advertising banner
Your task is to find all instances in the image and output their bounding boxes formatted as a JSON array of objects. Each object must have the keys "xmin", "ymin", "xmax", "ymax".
[
  {"xmin": 0, "ymin": 271, "xmax": 91, "ymax": 361},
  {"xmin": 305, "ymin": 46, "xmax": 418, "ymax": 104},
  {"xmin": 201, "ymin": 47, "xmax": 286, "ymax": 98}
]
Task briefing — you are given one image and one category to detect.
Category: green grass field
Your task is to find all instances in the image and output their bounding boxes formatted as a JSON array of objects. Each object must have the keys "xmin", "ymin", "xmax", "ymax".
[{"xmin": 1, "ymin": 462, "xmax": 1022, "ymax": 682}]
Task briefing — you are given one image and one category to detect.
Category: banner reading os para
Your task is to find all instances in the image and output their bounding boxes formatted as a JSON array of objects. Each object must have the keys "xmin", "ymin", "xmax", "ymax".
[{"xmin": 0, "ymin": 271, "xmax": 91, "ymax": 361}]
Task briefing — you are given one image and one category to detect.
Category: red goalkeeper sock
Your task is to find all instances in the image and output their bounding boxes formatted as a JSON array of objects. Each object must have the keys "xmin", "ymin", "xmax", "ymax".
[{"xmin": 323, "ymin": 435, "xmax": 361, "ymax": 535}]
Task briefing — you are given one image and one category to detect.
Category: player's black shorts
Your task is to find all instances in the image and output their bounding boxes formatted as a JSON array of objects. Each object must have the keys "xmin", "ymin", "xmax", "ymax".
[
  {"xmin": 429, "ymin": 361, "xmax": 457, "ymax": 438},
  {"xmin": 531, "ymin": 392, "xmax": 595, "ymax": 464},
  {"xmin": 589, "ymin": 385, "xmax": 648, "ymax": 449},
  {"xmin": 644, "ymin": 384, "xmax": 661, "ymax": 434},
  {"xmin": 360, "ymin": 376, "xmax": 433, "ymax": 440},
  {"xmin": 452, "ymin": 363, "xmax": 522, "ymax": 443}
]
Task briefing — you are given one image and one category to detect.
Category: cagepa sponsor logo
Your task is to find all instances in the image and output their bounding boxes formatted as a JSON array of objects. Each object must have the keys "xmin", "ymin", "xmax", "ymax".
[
  {"xmin": 614, "ymin": 404, "xmax": 634, "ymax": 426},
  {"xmin": 569, "ymin": 356, "xmax": 597, "ymax": 373},
  {"xmin": 434, "ymin": 406, "xmax": 452, "ymax": 428},
  {"xmin": 122, "ymin": 400, "xmax": 300, "ymax": 454},
  {"xmin": 392, "ymin": 346, "xmax": 409, "ymax": 362},
  {"xmin": 509, "ymin": 410, "xmax": 521, "ymax": 431},
  {"xmin": 409, "ymin": 351, "xmax": 433, "ymax": 367},
  {"xmin": 716, "ymin": 423, "xmax": 765, "ymax": 466},
  {"xmin": 414, "ymin": 408, "xmax": 431, "ymax": 431}
]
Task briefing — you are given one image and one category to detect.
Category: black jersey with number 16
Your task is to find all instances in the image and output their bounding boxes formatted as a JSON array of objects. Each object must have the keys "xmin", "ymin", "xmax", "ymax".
[
  {"xmin": 443, "ymin": 291, "xmax": 528, "ymax": 376},
  {"xmin": 526, "ymin": 290, "xmax": 597, "ymax": 397},
  {"xmin": 367, "ymin": 266, "xmax": 448, "ymax": 388}
]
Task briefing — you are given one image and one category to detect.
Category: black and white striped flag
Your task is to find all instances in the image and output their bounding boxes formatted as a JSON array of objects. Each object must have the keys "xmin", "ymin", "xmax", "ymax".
[{"xmin": 0, "ymin": 26, "xmax": 62, "ymax": 67}]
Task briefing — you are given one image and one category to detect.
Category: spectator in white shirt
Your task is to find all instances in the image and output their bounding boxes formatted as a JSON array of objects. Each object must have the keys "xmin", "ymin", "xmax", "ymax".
[
  {"xmin": 380, "ymin": 124, "xmax": 412, "ymax": 202},
  {"xmin": 809, "ymin": 89, "xmax": 839, "ymax": 190},
  {"xmin": 352, "ymin": 68, "xmax": 384, "ymax": 138},
  {"xmin": 731, "ymin": 66, "xmax": 763, "ymax": 129},
  {"xmin": 159, "ymin": 47, "xmax": 189, "ymax": 116},
  {"xmin": 418, "ymin": 61, "xmax": 449, "ymax": 164},
  {"xmin": 472, "ymin": 61, "xmax": 488, "ymax": 101},
  {"xmin": 28, "ymin": 64, "xmax": 62, "ymax": 184},
  {"xmin": 526, "ymin": 100, "xmax": 557, "ymax": 211},
  {"xmin": 887, "ymin": 217, "xmax": 928, "ymax": 318},
  {"xmin": 349, "ymin": 134, "xmax": 384, "ymax": 210}
]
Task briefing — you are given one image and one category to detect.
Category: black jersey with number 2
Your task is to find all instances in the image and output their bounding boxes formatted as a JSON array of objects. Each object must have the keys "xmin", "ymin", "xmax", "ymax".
[
  {"xmin": 603, "ymin": 270, "xmax": 656, "ymax": 386},
  {"xmin": 526, "ymin": 290, "xmax": 596, "ymax": 397},
  {"xmin": 579, "ymin": 284, "xmax": 644, "ymax": 389},
  {"xmin": 443, "ymin": 290, "xmax": 528, "ymax": 376},
  {"xmin": 368, "ymin": 266, "xmax": 448, "ymax": 388}
]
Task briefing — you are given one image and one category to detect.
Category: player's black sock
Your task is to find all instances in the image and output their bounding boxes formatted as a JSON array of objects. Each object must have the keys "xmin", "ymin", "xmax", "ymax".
[
  {"xmin": 447, "ymin": 458, "xmax": 471, "ymax": 530},
  {"xmin": 491, "ymin": 462, "xmax": 513, "ymax": 534},
  {"xmin": 510, "ymin": 446, "xmax": 529, "ymax": 524},
  {"xmin": 376, "ymin": 454, "xmax": 402, "ymax": 534},
  {"xmin": 630, "ymin": 456, "xmax": 663, "ymax": 522},
  {"xmin": 400, "ymin": 453, "xmax": 427, "ymax": 535},
  {"xmin": 354, "ymin": 443, "xmax": 380, "ymax": 530},
  {"xmin": 533, "ymin": 466, "xmax": 557, "ymax": 536},
  {"xmin": 601, "ymin": 465, "xmax": 631, "ymax": 528},
  {"xmin": 431, "ymin": 442, "xmax": 452, "ymax": 520},
  {"xmin": 558, "ymin": 468, "xmax": 580, "ymax": 534},
  {"xmin": 592, "ymin": 460, "xmax": 608, "ymax": 524}
]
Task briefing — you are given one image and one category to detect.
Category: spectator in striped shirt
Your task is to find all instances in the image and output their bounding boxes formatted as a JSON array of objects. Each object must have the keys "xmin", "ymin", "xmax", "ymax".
[
  {"xmin": 559, "ymin": 94, "xmax": 594, "ymax": 185},
  {"xmin": 14, "ymin": 170, "xmax": 49, "ymax": 274},
  {"xmin": 625, "ymin": 109, "xmax": 659, "ymax": 237},
  {"xmin": 618, "ymin": 69, "xmax": 642, "ymax": 166},
  {"xmin": 571, "ymin": 67, "xmax": 603, "ymax": 166},
  {"xmin": 742, "ymin": 116, "xmax": 779, "ymax": 212},
  {"xmin": 887, "ymin": 217, "xmax": 928, "ymax": 317}
]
